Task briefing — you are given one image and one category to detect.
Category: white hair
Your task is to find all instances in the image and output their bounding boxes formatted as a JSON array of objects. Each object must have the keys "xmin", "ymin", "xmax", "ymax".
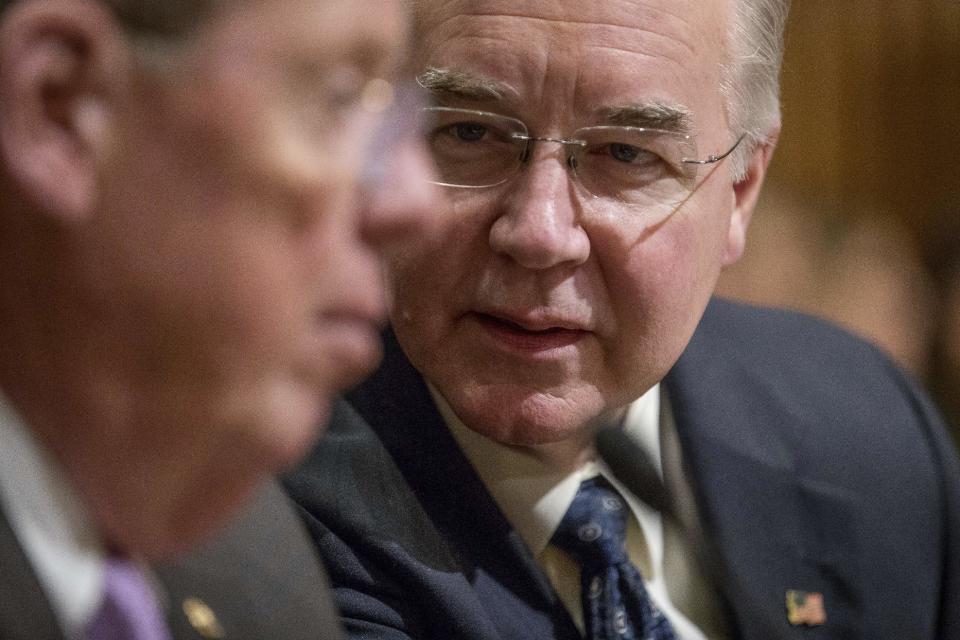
[{"xmin": 723, "ymin": 0, "xmax": 791, "ymax": 179}]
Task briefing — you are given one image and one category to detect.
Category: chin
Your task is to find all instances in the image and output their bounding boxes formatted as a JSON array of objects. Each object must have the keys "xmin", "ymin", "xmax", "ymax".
[
  {"xmin": 247, "ymin": 382, "xmax": 332, "ymax": 471},
  {"xmin": 269, "ymin": 423, "xmax": 325, "ymax": 472},
  {"xmin": 450, "ymin": 382, "xmax": 604, "ymax": 447}
]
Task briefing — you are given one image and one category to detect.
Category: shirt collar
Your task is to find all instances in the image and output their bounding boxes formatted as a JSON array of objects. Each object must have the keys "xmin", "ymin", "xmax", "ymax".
[
  {"xmin": 0, "ymin": 390, "xmax": 106, "ymax": 639},
  {"xmin": 432, "ymin": 384, "xmax": 661, "ymax": 555}
]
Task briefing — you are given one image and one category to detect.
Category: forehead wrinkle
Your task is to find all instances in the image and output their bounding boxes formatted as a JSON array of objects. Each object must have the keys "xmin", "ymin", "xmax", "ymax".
[
  {"xmin": 440, "ymin": 7, "xmax": 699, "ymax": 58},
  {"xmin": 581, "ymin": 43, "xmax": 685, "ymax": 71},
  {"xmin": 419, "ymin": 1, "xmax": 725, "ymax": 130},
  {"xmin": 521, "ymin": 15, "xmax": 693, "ymax": 59}
]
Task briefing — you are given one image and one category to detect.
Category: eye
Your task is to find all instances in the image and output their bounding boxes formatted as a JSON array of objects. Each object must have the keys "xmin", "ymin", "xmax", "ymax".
[
  {"xmin": 606, "ymin": 142, "xmax": 657, "ymax": 165},
  {"xmin": 447, "ymin": 121, "xmax": 488, "ymax": 142}
]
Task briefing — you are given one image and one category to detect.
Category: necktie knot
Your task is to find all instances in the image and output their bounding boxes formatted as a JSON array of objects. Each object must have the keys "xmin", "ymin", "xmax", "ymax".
[
  {"xmin": 551, "ymin": 476, "xmax": 630, "ymax": 571},
  {"xmin": 85, "ymin": 557, "xmax": 172, "ymax": 640}
]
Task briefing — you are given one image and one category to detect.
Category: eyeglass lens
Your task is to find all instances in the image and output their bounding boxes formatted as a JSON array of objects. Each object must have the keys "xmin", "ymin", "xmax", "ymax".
[{"xmin": 421, "ymin": 107, "xmax": 699, "ymax": 209}]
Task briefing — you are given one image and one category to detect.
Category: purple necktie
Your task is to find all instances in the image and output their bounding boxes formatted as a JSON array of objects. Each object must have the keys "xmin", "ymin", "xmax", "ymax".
[{"xmin": 84, "ymin": 557, "xmax": 172, "ymax": 640}]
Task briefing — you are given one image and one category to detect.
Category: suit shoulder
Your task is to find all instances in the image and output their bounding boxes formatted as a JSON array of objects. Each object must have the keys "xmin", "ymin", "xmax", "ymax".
[
  {"xmin": 689, "ymin": 298, "xmax": 925, "ymax": 395},
  {"xmin": 698, "ymin": 297, "xmax": 886, "ymax": 362},
  {"xmin": 675, "ymin": 298, "xmax": 953, "ymax": 470},
  {"xmin": 156, "ymin": 480, "xmax": 342, "ymax": 640}
]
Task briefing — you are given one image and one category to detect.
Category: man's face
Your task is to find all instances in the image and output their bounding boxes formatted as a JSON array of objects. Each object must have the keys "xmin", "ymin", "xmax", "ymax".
[
  {"xmin": 80, "ymin": 0, "xmax": 429, "ymax": 550},
  {"xmin": 389, "ymin": 0, "xmax": 752, "ymax": 446}
]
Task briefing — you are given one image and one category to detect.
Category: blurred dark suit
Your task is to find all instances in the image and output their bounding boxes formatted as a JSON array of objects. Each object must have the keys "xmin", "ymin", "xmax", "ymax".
[{"xmin": 0, "ymin": 481, "xmax": 343, "ymax": 640}]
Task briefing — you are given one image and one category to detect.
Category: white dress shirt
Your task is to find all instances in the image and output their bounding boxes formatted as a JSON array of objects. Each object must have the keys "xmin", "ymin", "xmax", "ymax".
[
  {"xmin": 432, "ymin": 384, "xmax": 729, "ymax": 639},
  {"xmin": 0, "ymin": 391, "xmax": 160, "ymax": 640}
]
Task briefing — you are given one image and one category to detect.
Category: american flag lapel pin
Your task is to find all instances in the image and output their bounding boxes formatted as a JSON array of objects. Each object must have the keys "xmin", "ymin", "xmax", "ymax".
[{"xmin": 785, "ymin": 589, "xmax": 827, "ymax": 626}]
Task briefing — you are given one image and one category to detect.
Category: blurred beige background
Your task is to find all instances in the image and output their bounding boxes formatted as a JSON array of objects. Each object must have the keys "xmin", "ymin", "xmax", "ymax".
[{"xmin": 716, "ymin": 1, "xmax": 960, "ymax": 441}]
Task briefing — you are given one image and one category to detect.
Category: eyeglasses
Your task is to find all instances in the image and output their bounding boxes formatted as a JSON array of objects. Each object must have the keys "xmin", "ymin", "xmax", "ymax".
[{"xmin": 421, "ymin": 106, "xmax": 743, "ymax": 209}]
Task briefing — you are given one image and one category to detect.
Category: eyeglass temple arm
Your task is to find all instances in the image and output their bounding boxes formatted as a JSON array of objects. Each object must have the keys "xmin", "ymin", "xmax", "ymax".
[{"xmin": 682, "ymin": 133, "xmax": 746, "ymax": 165}]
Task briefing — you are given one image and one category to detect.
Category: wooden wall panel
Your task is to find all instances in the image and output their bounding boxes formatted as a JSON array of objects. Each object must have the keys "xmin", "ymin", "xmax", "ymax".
[
  {"xmin": 765, "ymin": 0, "xmax": 960, "ymax": 229},
  {"xmin": 719, "ymin": 0, "xmax": 960, "ymax": 433}
]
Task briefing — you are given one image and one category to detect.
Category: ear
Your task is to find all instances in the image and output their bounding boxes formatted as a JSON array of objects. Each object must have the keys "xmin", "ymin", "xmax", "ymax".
[
  {"xmin": 722, "ymin": 129, "xmax": 779, "ymax": 266},
  {"xmin": 0, "ymin": 0, "xmax": 130, "ymax": 222}
]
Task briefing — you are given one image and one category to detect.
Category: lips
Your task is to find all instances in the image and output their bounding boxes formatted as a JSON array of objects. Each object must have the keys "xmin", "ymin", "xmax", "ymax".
[{"xmin": 472, "ymin": 311, "xmax": 588, "ymax": 352}]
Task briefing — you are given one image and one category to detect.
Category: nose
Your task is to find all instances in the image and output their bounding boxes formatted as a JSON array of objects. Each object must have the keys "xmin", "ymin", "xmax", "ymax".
[
  {"xmin": 360, "ymin": 136, "xmax": 441, "ymax": 247},
  {"xmin": 488, "ymin": 147, "xmax": 590, "ymax": 270}
]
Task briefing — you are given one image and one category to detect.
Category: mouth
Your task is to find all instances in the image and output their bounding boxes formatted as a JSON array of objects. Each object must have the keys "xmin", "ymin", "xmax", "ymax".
[{"xmin": 472, "ymin": 311, "xmax": 588, "ymax": 352}]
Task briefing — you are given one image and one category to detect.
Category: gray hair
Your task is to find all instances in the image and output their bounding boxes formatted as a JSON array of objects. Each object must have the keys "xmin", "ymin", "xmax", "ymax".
[
  {"xmin": 0, "ymin": 0, "xmax": 231, "ymax": 40},
  {"xmin": 724, "ymin": 0, "xmax": 791, "ymax": 180}
]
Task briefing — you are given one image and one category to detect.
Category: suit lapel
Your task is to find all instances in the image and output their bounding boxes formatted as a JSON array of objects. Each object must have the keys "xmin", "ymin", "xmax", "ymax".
[
  {"xmin": 0, "ymin": 506, "xmax": 66, "ymax": 640},
  {"xmin": 348, "ymin": 329, "xmax": 581, "ymax": 640},
  {"xmin": 664, "ymin": 300, "xmax": 864, "ymax": 640}
]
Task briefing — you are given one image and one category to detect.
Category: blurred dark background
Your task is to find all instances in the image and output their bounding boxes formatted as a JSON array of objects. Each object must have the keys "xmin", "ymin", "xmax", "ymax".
[{"xmin": 716, "ymin": 1, "xmax": 960, "ymax": 444}]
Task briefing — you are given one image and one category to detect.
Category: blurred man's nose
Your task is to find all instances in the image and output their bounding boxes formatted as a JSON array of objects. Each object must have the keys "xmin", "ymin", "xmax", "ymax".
[{"xmin": 360, "ymin": 137, "xmax": 442, "ymax": 246}]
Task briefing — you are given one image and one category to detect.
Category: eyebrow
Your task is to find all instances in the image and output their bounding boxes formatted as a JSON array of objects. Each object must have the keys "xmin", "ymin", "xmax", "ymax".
[
  {"xmin": 596, "ymin": 103, "xmax": 693, "ymax": 134},
  {"xmin": 417, "ymin": 67, "xmax": 693, "ymax": 134},
  {"xmin": 416, "ymin": 67, "xmax": 516, "ymax": 103}
]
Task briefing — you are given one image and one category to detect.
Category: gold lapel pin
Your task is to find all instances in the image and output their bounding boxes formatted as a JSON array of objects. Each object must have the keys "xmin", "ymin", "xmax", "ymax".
[
  {"xmin": 786, "ymin": 589, "xmax": 827, "ymax": 626},
  {"xmin": 182, "ymin": 597, "xmax": 226, "ymax": 639}
]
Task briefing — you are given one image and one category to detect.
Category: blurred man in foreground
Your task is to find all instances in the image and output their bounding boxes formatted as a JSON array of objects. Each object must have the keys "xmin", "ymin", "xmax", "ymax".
[
  {"xmin": 287, "ymin": 0, "xmax": 960, "ymax": 638},
  {"xmin": 0, "ymin": 0, "xmax": 433, "ymax": 637}
]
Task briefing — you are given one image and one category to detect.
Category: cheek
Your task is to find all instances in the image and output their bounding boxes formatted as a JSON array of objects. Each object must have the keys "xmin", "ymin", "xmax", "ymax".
[
  {"xmin": 594, "ymin": 203, "xmax": 730, "ymax": 377},
  {"xmin": 386, "ymin": 210, "xmax": 481, "ymax": 325},
  {"xmin": 150, "ymin": 181, "xmax": 321, "ymax": 357},
  {"xmin": 386, "ymin": 249, "xmax": 443, "ymax": 356},
  {"xmin": 179, "ymin": 225, "xmax": 307, "ymax": 365},
  {"xmin": 195, "ymin": 144, "xmax": 357, "ymax": 344},
  {"xmin": 627, "ymin": 191, "xmax": 731, "ymax": 300}
]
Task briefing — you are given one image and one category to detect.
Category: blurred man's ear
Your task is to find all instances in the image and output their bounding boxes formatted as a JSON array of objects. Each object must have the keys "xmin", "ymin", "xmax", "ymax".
[
  {"xmin": 0, "ymin": 0, "xmax": 129, "ymax": 221},
  {"xmin": 723, "ymin": 129, "xmax": 779, "ymax": 266}
]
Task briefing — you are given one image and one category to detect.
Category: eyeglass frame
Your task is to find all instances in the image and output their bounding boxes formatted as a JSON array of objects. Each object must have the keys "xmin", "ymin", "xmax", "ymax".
[{"xmin": 420, "ymin": 106, "xmax": 745, "ymax": 199}]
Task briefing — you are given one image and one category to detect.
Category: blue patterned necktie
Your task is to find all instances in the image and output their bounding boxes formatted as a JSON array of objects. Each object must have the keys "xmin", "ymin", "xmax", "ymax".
[{"xmin": 552, "ymin": 476, "xmax": 677, "ymax": 640}]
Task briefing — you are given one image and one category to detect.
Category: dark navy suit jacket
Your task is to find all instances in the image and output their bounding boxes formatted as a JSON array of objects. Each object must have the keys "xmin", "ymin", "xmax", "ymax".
[{"xmin": 285, "ymin": 299, "xmax": 960, "ymax": 640}]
